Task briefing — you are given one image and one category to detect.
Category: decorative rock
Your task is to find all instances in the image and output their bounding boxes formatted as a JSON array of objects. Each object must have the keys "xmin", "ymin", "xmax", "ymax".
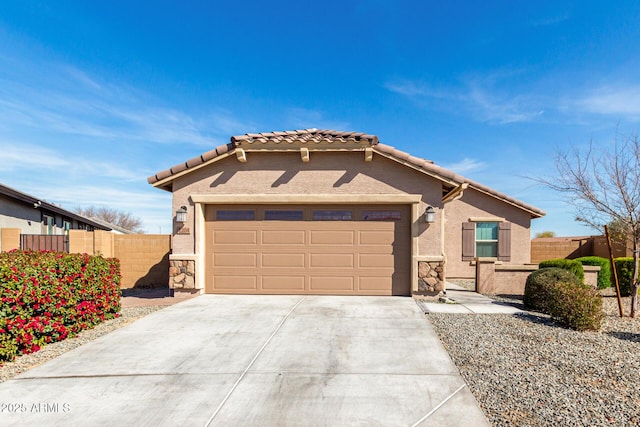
[
  {"xmin": 169, "ymin": 259, "xmax": 195, "ymax": 289},
  {"xmin": 416, "ymin": 260, "xmax": 446, "ymax": 296},
  {"xmin": 418, "ymin": 262, "xmax": 430, "ymax": 278}
]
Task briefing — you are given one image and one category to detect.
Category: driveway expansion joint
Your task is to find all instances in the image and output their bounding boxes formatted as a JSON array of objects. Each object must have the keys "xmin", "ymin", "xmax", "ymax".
[
  {"xmin": 203, "ymin": 296, "xmax": 305, "ymax": 427},
  {"xmin": 410, "ymin": 383, "xmax": 467, "ymax": 427}
]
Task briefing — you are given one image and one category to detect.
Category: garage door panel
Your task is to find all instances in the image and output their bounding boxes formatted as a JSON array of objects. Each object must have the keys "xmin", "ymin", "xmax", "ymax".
[
  {"xmin": 310, "ymin": 253, "xmax": 354, "ymax": 268},
  {"xmin": 214, "ymin": 253, "xmax": 257, "ymax": 267},
  {"xmin": 358, "ymin": 277, "xmax": 393, "ymax": 292},
  {"xmin": 359, "ymin": 230, "xmax": 395, "ymax": 245},
  {"xmin": 262, "ymin": 230, "xmax": 305, "ymax": 245},
  {"xmin": 214, "ymin": 230, "xmax": 257, "ymax": 244},
  {"xmin": 262, "ymin": 253, "xmax": 306, "ymax": 268},
  {"xmin": 359, "ymin": 254, "xmax": 394, "ymax": 268},
  {"xmin": 214, "ymin": 275, "xmax": 257, "ymax": 290},
  {"xmin": 262, "ymin": 276, "xmax": 306, "ymax": 290},
  {"xmin": 310, "ymin": 230, "xmax": 355, "ymax": 245},
  {"xmin": 310, "ymin": 276, "xmax": 354, "ymax": 291}
]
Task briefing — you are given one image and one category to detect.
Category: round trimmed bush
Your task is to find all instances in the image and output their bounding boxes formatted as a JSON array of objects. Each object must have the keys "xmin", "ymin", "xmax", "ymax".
[
  {"xmin": 524, "ymin": 267, "xmax": 581, "ymax": 313},
  {"xmin": 538, "ymin": 259, "xmax": 585, "ymax": 282},
  {"xmin": 548, "ymin": 281, "xmax": 603, "ymax": 331}
]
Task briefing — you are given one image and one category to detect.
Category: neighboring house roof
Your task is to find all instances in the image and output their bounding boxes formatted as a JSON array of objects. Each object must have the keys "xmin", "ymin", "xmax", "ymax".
[
  {"xmin": 0, "ymin": 183, "xmax": 112, "ymax": 231},
  {"xmin": 85, "ymin": 216, "xmax": 136, "ymax": 234},
  {"xmin": 148, "ymin": 129, "xmax": 545, "ymax": 218}
]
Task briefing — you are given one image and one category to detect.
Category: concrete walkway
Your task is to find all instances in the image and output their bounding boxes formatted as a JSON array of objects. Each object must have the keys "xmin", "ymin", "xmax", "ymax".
[
  {"xmin": 418, "ymin": 283, "xmax": 524, "ymax": 314},
  {"xmin": 0, "ymin": 295, "xmax": 488, "ymax": 426},
  {"xmin": 120, "ymin": 287, "xmax": 198, "ymax": 307}
]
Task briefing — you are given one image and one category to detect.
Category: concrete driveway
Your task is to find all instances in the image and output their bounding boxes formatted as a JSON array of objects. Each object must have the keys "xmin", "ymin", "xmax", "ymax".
[{"xmin": 0, "ymin": 295, "xmax": 488, "ymax": 426}]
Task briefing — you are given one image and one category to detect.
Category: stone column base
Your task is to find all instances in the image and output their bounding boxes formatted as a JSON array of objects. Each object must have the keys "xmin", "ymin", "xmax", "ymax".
[
  {"xmin": 169, "ymin": 259, "xmax": 195, "ymax": 290},
  {"xmin": 416, "ymin": 260, "xmax": 446, "ymax": 297}
]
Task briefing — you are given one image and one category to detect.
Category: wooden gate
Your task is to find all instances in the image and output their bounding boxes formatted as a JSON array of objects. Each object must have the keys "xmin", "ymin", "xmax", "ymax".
[{"xmin": 20, "ymin": 234, "xmax": 69, "ymax": 252}]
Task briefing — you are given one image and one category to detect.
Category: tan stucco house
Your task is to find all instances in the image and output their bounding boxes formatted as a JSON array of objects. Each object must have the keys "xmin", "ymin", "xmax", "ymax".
[{"xmin": 149, "ymin": 129, "xmax": 544, "ymax": 296}]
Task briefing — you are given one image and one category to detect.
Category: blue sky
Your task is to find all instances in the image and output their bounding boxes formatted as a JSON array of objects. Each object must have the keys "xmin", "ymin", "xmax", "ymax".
[{"xmin": 1, "ymin": 1, "xmax": 639, "ymax": 235}]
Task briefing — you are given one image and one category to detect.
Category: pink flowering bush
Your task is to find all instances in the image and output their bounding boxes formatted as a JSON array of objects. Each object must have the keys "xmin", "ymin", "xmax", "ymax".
[{"xmin": 0, "ymin": 250, "xmax": 121, "ymax": 362}]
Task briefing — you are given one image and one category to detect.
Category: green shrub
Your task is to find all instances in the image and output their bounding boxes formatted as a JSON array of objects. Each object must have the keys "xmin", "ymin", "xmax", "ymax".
[
  {"xmin": 0, "ymin": 250, "xmax": 121, "ymax": 363},
  {"xmin": 524, "ymin": 267, "xmax": 603, "ymax": 331},
  {"xmin": 524, "ymin": 267, "xmax": 581, "ymax": 313},
  {"xmin": 613, "ymin": 257, "xmax": 640, "ymax": 296},
  {"xmin": 575, "ymin": 256, "xmax": 611, "ymax": 289},
  {"xmin": 547, "ymin": 281, "xmax": 603, "ymax": 331},
  {"xmin": 539, "ymin": 259, "xmax": 585, "ymax": 282}
]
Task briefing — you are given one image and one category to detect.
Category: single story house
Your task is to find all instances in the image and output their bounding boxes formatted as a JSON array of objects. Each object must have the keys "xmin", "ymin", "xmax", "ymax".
[
  {"xmin": 149, "ymin": 129, "xmax": 544, "ymax": 296},
  {"xmin": 0, "ymin": 183, "xmax": 111, "ymax": 251}
]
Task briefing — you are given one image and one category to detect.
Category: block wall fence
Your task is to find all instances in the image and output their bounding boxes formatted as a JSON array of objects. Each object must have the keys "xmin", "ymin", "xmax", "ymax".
[{"xmin": 1, "ymin": 228, "xmax": 170, "ymax": 289}]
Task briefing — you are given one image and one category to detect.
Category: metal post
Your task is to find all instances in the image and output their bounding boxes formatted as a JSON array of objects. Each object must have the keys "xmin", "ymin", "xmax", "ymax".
[{"xmin": 605, "ymin": 225, "xmax": 624, "ymax": 317}]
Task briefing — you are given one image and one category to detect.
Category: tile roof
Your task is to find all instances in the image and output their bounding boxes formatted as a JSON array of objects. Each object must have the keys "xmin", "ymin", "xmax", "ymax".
[
  {"xmin": 231, "ymin": 129, "xmax": 379, "ymax": 146},
  {"xmin": 148, "ymin": 129, "xmax": 545, "ymax": 218}
]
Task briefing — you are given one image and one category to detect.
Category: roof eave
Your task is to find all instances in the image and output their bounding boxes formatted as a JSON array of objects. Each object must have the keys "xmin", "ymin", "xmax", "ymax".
[
  {"xmin": 373, "ymin": 145, "xmax": 545, "ymax": 218},
  {"xmin": 0, "ymin": 184, "xmax": 112, "ymax": 230},
  {"xmin": 148, "ymin": 144, "xmax": 234, "ymax": 189},
  {"xmin": 372, "ymin": 146, "xmax": 462, "ymax": 187}
]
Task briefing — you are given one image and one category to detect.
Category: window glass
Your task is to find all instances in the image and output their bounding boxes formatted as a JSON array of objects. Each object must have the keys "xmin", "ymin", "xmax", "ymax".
[
  {"xmin": 264, "ymin": 210, "xmax": 303, "ymax": 220},
  {"xmin": 476, "ymin": 222, "xmax": 498, "ymax": 257},
  {"xmin": 313, "ymin": 210, "xmax": 352, "ymax": 220},
  {"xmin": 362, "ymin": 210, "xmax": 401, "ymax": 221},
  {"xmin": 44, "ymin": 215, "xmax": 55, "ymax": 235},
  {"xmin": 216, "ymin": 210, "xmax": 255, "ymax": 221}
]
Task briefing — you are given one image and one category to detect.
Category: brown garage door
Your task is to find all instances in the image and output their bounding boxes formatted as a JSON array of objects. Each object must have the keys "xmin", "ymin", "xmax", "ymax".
[{"xmin": 204, "ymin": 205, "xmax": 410, "ymax": 295}]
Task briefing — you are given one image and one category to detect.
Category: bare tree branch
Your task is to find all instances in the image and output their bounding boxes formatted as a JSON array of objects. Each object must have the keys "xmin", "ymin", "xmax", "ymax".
[
  {"xmin": 532, "ymin": 133, "xmax": 640, "ymax": 317},
  {"xmin": 75, "ymin": 206, "xmax": 144, "ymax": 233}
]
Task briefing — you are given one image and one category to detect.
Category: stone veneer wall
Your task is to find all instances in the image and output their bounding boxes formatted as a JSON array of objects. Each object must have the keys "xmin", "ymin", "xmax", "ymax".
[
  {"xmin": 417, "ymin": 261, "xmax": 445, "ymax": 295},
  {"xmin": 169, "ymin": 259, "xmax": 195, "ymax": 290}
]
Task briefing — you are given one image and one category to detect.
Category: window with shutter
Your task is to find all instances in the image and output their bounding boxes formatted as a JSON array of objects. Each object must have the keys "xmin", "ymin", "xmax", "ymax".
[{"xmin": 462, "ymin": 221, "xmax": 512, "ymax": 261}]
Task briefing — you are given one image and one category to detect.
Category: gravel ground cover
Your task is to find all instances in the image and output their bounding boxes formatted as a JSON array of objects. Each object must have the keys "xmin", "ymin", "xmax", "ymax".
[
  {"xmin": 0, "ymin": 305, "xmax": 167, "ymax": 383},
  {"xmin": 430, "ymin": 289, "xmax": 640, "ymax": 426}
]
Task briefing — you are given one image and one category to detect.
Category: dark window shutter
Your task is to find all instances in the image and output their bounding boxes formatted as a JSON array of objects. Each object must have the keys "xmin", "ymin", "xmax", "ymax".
[
  {"xmin": 462, "ymin": 222, "xmax": 475, "ymax": 261},
  {"xmin": 498, "ymin": 222, "xmax": 511, "ymax": 261}
]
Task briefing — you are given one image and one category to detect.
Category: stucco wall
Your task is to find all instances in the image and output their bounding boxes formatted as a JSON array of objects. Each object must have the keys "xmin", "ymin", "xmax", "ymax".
[
  {"xmin": 0, "ymin": 195, "xmax": 41, "ymax": 234},
  {"xmin": 170, "ymin": 152, "xmax": 445, "ymax": 256},
  {"xmin": 445, "ymin": 188, "xmax": 533, "ymax": 279},
  {"xmin": 476, "ymin": 261, "xmax": 600, "ymax": 295}
]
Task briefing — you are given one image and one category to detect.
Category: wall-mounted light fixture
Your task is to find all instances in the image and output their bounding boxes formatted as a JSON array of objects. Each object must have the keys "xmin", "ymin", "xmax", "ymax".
[
  {"xmin": 176, "ymin": 206, "xmax": 188, "ymax": 223},
  {"xmin": 424, "ymin": 206, "xmax": 436, "ymax": 223}
]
